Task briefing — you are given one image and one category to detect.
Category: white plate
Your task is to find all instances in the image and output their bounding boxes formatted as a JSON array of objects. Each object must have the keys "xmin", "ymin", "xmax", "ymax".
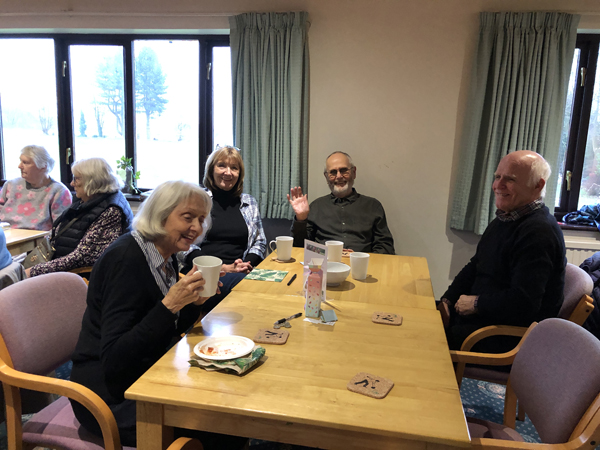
[{"xmin": 193, "ymin": 336, "xmax": 254, "ymax": 361}]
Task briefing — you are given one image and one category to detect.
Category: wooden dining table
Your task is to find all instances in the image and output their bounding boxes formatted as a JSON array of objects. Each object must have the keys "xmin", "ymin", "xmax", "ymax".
[
  {"xmin": 125, "ymin": 249, "xmax": 470, "ymax": 450},
  {"xmin": 4, "ymin": 228, "xmax": 49, "ymax": 256},
  {"xmin": 234, "ymin": 248, "xmax": 436, "ymax": 310}
]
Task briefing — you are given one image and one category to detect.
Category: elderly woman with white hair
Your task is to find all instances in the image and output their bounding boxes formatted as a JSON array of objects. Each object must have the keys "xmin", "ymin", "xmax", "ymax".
[
  {"xmin": 69, "ymin": 180, "xmax": 247, "ymax": 449},
  {"xmin": 0, "ymin": 145, "xmax": 72, "ymax": 230},
  {"xmin": 27, "ymin": 157, "xmax": 133, "ymax": 277}
]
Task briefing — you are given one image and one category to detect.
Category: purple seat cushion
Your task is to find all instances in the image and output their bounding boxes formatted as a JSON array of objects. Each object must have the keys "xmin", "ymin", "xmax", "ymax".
[
  {"xmin": 22, "ymin": 397, "xmax": 135, "ymax": 450},
  {"xmin": 511, "ymin": 318, "xmax": 600, "ymax": 444},
  {"xmin": 467, "ymin": 417, "xmax": 524, "ymax": 441}
]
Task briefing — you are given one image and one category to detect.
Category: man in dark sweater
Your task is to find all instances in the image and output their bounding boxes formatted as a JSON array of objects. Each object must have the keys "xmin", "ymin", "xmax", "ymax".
[
  {"xmin": 440, "ymin": 150, "xmax": 566, "ymax": 352},
  {"xmin": 287, "ymin": 152, "xmax": 395, "ymax": 254}
]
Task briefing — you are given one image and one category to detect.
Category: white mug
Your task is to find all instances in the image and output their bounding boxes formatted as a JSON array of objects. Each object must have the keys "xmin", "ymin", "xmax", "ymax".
[
  {"xmin": 350, "ymin": 252, "xmax": 370, "ymax": 280},
  {"xmin": 192, "ymin": 255, "xmax": 223, "ymax": 297},
  {"xmin": 325, "ymin": 240, "xmax": 343, "ymax": 262},
  {"xmin": 269, "ymin": 236, "xmax": 293, "ymax": 261}
]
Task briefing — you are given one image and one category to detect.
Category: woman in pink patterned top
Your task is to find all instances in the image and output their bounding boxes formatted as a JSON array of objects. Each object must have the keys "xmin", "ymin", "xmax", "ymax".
[{"xmin": 0, "ymin": 145, "xmax": 71, "ymax": 231}]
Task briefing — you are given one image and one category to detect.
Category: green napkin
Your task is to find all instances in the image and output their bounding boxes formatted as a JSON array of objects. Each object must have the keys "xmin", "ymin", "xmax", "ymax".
[
  {"xmin": 189, "ymin": 346, "xmax": 266, "ymax": 374},
  {"xmin": 245, "ymin": 269, "xmax": 288, "ymax": 282}
]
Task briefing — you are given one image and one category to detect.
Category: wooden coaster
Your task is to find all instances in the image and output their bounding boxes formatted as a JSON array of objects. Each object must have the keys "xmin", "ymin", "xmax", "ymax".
[
  {"xmin": 372, "ymin": 311, "xmax": 403, "ymax": 326},
  {"xmin": 253, "ymin": 328, "xmax": 289, "ymax": 345},
  {"xmin": 270, "ymin": 256, "xmax": 296, "ymax": 263},
  {"xmin": 347, "ymin": 372, "xmax": 394, "ymax": 399}
]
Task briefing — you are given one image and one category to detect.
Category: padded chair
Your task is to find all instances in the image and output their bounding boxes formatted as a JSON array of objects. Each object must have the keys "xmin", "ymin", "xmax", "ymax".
[
  {"xmin": 0, "ymin": 261, "xmax": 25, "ymax": 290},
  {"xmin": 453, "ymin": 319, "xmax": 600, "ymax": 449},
  {"xmin": 454, "ymin": 262, "xmax": 595, "ymax": 388},
  {"xmin": 261, "ymin": 218, "xmax": 293, "ymax": 254},
  {"xmin": 0, "ymin": 272, "xmax": 203, "ymax": 450}
]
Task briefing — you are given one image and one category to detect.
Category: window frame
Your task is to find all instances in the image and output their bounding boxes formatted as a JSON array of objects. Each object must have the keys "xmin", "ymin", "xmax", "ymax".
[
  {"xmin": 555, "ymin": 34, "xmax": 600, "ymax": 222},
  {"xmin": 0, "ymin": 33, "xmax": 230, "ymax": 190}
]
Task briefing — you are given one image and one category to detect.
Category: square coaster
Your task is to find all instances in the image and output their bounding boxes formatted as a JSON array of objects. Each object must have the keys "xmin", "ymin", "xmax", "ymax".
[
  {"xmin": 372, "ymin": 311, "xmax": 402, "ymax": 326},
  {"xmin": 347, "ymin": 372, "xmax": 394, "ymax": 399},
  {"xmin": 253, "ymin": 328, "xmax": 289, "ymax": 345}
]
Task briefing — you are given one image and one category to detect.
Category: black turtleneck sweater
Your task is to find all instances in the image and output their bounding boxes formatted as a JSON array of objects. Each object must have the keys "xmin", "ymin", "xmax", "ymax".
[{"xmin": 195, "ymin": 188, "xmax": 261, "ymax": 267}]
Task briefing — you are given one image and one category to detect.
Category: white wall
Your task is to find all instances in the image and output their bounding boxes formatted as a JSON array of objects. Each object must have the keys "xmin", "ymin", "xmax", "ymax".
[{"xmin": 2, "ymin": 0, "xmax": 600, "ymax": 297}]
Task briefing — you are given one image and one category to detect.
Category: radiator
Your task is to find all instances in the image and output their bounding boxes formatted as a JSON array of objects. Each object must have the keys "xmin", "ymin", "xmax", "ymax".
[
  {"xmin": 566, "ymin": 248, "xmax": 597, "ymax": 266},
  {"xmin": 563, "ymin": 231, "xmax": 600, "ymax": 266}
]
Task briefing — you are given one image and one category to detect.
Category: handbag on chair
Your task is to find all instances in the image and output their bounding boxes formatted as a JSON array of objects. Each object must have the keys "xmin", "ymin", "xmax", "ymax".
[
  {"xmin": 22, "ymin": 237, "xmax": 54, "ymax": 269},
  {"xmin": 22, "ymin": 216, "xmax": 80, "ymax": 269}
]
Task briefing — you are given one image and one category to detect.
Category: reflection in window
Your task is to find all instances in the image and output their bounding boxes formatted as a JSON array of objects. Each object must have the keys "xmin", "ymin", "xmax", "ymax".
[
  {"xmin": 69, "ymin": 45, "xmax": 126, "ymax": 172},
  {"xmin": 0, "ymin": 39, "xmax": 60, "ymax": 181},
  {"xmin": 213, "ymin": 46, "xmax": 234, "ymax": 150},
  {"xmin": 134, "ymin": 40, "xmax": 200, "ymax": 188},
  {"xmin": 555, "ymin": 49, "xmax": 580, "ymax": 208},
  {"xmin": 579, "ymin": 48, "xmax": 600, "ymax": 209}
]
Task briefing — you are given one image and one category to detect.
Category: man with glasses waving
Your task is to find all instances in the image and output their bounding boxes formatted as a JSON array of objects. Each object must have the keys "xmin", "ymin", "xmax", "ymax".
[{"xmin": 287, "ymin": 151, "xmax": 395, "ymax": 254}]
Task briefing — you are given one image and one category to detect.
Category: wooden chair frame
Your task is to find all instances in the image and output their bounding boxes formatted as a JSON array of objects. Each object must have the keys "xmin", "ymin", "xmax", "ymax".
[
  {"xmin": 453, "ymin": 294, "xmax": 594, "ymax": 388},
  {"xmin": 0, "ymin": 318, "xmax": 203, "ymax": 450},
  {"xmin": 452, "ymin": 322, "xmax": 600, "ymax": 450}
]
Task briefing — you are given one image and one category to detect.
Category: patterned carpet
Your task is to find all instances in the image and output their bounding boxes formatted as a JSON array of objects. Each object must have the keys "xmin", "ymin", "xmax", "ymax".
[{"xmin": 0, "ymin": 371, "xmax": 542, "ymax": 450}]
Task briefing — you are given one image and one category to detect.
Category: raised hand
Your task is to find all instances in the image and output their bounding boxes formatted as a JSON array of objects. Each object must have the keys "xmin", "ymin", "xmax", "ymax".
[{"xmin": 287, "ymin": 186, "xmax": 310, "ymax": 221}]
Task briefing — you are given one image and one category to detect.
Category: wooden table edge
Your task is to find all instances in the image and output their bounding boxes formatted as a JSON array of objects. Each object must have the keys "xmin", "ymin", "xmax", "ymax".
[{"xmin": 134, "ymin": 400, "xmax": 471, "ymax": 450}]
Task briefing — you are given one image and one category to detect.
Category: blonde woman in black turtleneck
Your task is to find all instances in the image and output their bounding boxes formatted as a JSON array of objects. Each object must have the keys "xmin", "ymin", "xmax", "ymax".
[{"xmin": 181, "ymin": 145, "xmax": 267, "ymax": 313}]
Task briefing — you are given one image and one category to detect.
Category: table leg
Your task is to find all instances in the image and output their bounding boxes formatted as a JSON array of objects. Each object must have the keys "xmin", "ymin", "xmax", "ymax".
[{"xmin": 136, "ymin": 401, "xmax": 174, "ymax": 450}]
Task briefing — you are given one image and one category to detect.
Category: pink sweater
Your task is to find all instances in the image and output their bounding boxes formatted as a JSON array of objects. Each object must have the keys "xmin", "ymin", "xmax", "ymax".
[{"xmin": 0, "ymin": 178, "xmax": 72, "ymax": 231}]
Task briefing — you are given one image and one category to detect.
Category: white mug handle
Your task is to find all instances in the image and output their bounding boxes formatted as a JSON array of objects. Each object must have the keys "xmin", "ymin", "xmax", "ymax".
[{"xmin": 269, "ymin": 240, "xmax": 276, "ymax": 253}]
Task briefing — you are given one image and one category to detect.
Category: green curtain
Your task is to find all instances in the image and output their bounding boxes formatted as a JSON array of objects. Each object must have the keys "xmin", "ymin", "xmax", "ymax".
[
  {"xmin": 450, "ymin": 12, "xmax": 579, "ymax": 234},
  {"xmin": 229, "ymin": 12, "xmax": 310, "ymax": 219}
]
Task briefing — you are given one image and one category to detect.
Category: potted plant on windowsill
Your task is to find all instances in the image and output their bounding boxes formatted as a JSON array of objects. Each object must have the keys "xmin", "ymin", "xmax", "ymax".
[{"xmin": 116, "ymin": 156, "xmax": 141, "ymax": 195}]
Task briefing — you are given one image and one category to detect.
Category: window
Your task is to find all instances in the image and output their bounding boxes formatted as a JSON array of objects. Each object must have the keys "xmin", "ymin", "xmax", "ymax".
[
  {"xmin": 555, "ymin": 34, "xmax": 600, "ymax": 220},
  {"xmin": 0, "ymin": 34, "xmax": 232, "ymax": 190}
]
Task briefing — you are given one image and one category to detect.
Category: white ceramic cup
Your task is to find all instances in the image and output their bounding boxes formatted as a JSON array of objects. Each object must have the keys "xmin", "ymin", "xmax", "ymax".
[
  {"xmin": 325, "ymin": 240, "xmax": 343, "ymax": 262},
  {"xmin": 192, "ymin": 255, "xmax": 223, "ymax": 297},
  {"xmin": 269, "ymin": 236, "xmax": 293, "ymax": 261},
  {"xmin": 350, "ymin": 252, "xmax": 370, "ymax": 280}
]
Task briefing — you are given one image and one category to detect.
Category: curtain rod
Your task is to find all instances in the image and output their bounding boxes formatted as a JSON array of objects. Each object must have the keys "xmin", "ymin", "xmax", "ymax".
[{"xmin": 0, "ymin": 12, "xmax": 234, "ymax": 17}]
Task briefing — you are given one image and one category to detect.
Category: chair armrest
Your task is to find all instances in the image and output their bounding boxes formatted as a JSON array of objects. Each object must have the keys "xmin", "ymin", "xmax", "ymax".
[
  {"xmin": 460, "ymin": 325, "xmax": 529, "ymax": 352},
  {"xmin": 69, "ymin": 266, "xmax": 93, "ymax": 275},
  {"xmin": 167, "ymin": 437, "xmax": 204, "ymax": 450},
  {"xmin": 568, "ymin": 294, "xmax": 595, "ymax": 326},
  {"xmin": 452, "ymin": 323, "xmax": 537, "ymax": 387},
  {"xmin": 471, "ymin": 438, "xmax": 561, "ymax": 450},
  {"xmin": 0, "ymin": 362, "xmax": 121, "ymax": 450}
]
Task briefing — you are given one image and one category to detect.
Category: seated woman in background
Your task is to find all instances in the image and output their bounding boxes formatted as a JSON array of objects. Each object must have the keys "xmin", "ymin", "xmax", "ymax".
[
  {"xmin": 0, "ymin": 227, "xmax": 24, "ymax": 287},
  {"xmin": 181, "ymin": 145, "xmax": 266, "ymax": 312},
  {"xmin": 26, "ymin": 157, "xmax": 133, "ymax": 277},
  {"xmin": 0, "ymin": 145, "xmax": 71, "ymax": 230},
  {"xmin": 69, "ymin": 180, "xmax": 246, "ymax": 449}
]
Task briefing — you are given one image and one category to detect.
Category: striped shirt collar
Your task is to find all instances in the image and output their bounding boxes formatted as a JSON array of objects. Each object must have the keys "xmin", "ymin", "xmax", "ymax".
[
  {"xmin": 495, "ymin": 199, "xmax": 544, "ymax": 222},
  {"xmin": 131, "ymin": 230, "xmax": 177, "ymax": 296}
]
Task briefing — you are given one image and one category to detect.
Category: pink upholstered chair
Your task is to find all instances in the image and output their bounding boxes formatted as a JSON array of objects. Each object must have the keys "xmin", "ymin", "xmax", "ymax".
[
  {"xmin": 0, "ymin": 272, "xmax": 203, "ymax": 450},
  {"xmin": 453, "ymin": 262, "xmax": 594, "ymax": 388},
  {"xmin": 454, "ymin": 319, "xmax": 600, "ymax": 449}
]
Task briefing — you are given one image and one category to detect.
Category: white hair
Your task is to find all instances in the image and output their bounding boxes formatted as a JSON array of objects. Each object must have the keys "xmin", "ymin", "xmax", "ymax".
[
  {"xmin": 20, "ymin": 145, "xmax": 55, "ymax": 175},
  {"xmin": 526, "ymin": 152, "xmax": 552, "ymax": 199},
  {"xmin": 133, "ymin": 180, "xmax": 212, "ymax": 241},
  {"xmin": 72, "ymin": 158, "xmax": 121, "ymax": 197}
]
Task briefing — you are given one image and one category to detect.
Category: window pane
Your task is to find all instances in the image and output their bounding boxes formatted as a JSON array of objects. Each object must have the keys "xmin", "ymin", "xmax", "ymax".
[
  {"xmin": 134, "ymin": 40, "xmax": 199, "ymax": 189},
  {"xmin": 555, "ymin": 49, "xmax": 580, "ymax": 208},
  {"xmin": 69, "ymin": 45, "xmax": 126, "ymax": 172},
  {"xmin": 0, "ymin": 39, "xmax": 60, "ymax": 180},
  {"xmin": 212, "ymin": 46, "xmax": 233, "ymax": 149},
  {"xmin": 579, "ymin": 48, "xmax": 600, "ymax": 209}
]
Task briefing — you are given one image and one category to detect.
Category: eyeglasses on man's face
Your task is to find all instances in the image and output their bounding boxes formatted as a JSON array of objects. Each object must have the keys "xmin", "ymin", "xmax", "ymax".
[{"xmin": 326, "ymin": 167, "xmax": 352, "ymax": 179}]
